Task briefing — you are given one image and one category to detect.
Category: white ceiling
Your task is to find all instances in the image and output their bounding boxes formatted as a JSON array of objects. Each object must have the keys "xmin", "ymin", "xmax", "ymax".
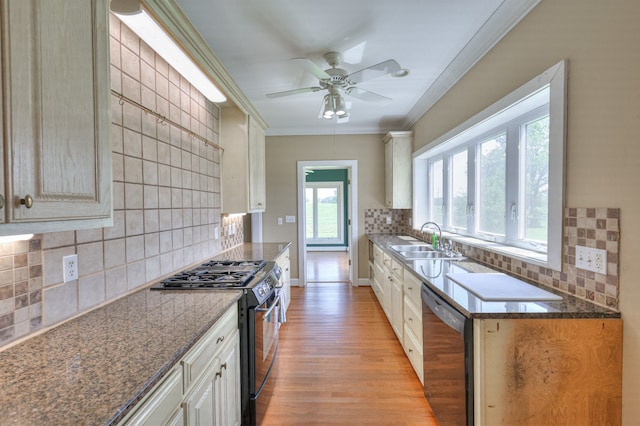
[{"xmin": 175, "ymin": 0, "xmax": 540, "ymax": 136}]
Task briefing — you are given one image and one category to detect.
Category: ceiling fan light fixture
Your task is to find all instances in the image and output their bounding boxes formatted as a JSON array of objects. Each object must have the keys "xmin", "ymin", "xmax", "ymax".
[
  {"xmin": 322, "ymin": 94, "xmax": 335, "ymax": 119},
  {"xmin": 335, "ymin": 95, "xmax": 347, "ymax": 116},
  {"xmin": 391, "ymin": 68, "xmax": 410, "ymax": 78}
]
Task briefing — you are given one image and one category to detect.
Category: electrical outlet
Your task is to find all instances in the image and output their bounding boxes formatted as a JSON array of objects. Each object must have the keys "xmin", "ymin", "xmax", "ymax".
[
  {"xmin": 229, "ymin": 223, "xmax": 236, "ymax": 235},
  {"xmin": 63, "ymin": 254, "xmax": 78, "ymax": 283},
  {"xmin": 575, "ymin": 246, "xmax": 607, "ymax": 274},
  {"xmin": 214, "ymin": 227, "xmax": 219, "ymax": 240},
  {"xmin": 386, "ymin": 216, "xmax": 392, "ymax": 224}
]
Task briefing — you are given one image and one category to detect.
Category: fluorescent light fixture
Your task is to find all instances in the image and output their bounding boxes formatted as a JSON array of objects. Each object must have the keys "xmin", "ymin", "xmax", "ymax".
[
  {"xmin": 111, "ymin": 0, "xmax": 226, "ymax": 103},
  {"xmin": 0, "ymin": 234, "xmax": 33, "ymax": 244}
]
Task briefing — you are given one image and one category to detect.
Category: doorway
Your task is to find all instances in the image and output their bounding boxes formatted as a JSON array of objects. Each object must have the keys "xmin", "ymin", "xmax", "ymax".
[{"xmin": 297, "ymin": 160, "xmax": 358, "ymax": 287}]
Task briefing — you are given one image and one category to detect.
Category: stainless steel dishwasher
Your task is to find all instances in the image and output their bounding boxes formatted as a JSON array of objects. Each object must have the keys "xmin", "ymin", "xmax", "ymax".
[{"xmin": 422, "ymin": 284, "xmax": 474, "ymax": 426}]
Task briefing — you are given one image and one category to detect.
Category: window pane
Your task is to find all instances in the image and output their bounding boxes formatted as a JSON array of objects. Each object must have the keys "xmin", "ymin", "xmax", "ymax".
[
  {"xmin": 316, "ymin": 188, "xmax": 338, "ymax": 239},
  {"xmin": 522, "ymin": 116, "xmax": 549, "ymax": 243},
  {"xmin": 478, "ymin": 134, "xmax": 506, "ymax": 236},
  {"xmin": 450, "ymin": 150, "xmax": 468, "ymax": 230},
  {"xmin": 431, "ymin": 159, "xmax": 443, "ymax": 224},
  {"xmin": 305, "ymin": 188, "xmax": 314, "ymax": 239}
]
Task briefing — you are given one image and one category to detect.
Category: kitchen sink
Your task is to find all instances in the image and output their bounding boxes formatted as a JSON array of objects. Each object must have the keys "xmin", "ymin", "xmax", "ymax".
[
  {"xmin": 389, "ymin": 244, "xmax": 435, "ymax": 252},
  {"xmin": 389, "ymin": 244, "xmax": 465, "ymax": 261}
]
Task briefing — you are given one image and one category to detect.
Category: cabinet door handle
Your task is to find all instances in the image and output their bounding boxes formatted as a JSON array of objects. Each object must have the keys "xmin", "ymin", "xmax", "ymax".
[
  {"xmin": 221, "ymin": 362, "xmax": 227, "ymax": 371},
  {"xmin": 20, "ymin": 195, "xmax": 34, "ymax": 208},
  {"xmin": 216, "ymin": 335, "xmax": 225, "ymax": 344}
]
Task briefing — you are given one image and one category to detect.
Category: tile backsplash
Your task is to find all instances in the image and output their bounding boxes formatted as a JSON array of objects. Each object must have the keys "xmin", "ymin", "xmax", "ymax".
[
  {"xmin": 368, "ymin": 207, "xmax": 621, "ymax": 310},
  {"xmin": 0, "ymin": 15, "xmax": 243, "ymax": 349}
]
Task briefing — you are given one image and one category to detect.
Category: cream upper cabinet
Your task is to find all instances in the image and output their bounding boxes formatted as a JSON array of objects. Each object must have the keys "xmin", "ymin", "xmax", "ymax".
[
  {"xmin": 220, "ymin": 106, "xmax": 266, "ymax": 214},
  {"xmin": 248, "ymin": 116, "xmax": 266, "ymax": 212},
  {"xmin": 0, "ymin": 0, "xmax": 112, "ymax": 235},
  {"xmin": 383, "ymin": 131, "xmax": 413, "ymax": 209}
]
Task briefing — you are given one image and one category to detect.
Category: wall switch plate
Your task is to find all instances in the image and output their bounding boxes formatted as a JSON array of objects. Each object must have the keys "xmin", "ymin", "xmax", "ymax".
[
  {"xmin": 229, "ymin": 223, "xmax": 236, "ymax": 235},
  {"xmin": 214, "ymin": 227, "xmax": 219, "ymax": 240},
  {"xmin": 285, "ymin": 216, "xmax": 296, "ymax": 223},
  {"xmin": 63, "ymin": 254, "xmax": 78, "ymax": 283},
  {"xmin": 277, "ymin": 217, "xmax": 283, "ymax": 225},
  {"xmin": 575, "ymin": 246, "xmax": 607, "ymax": 274}
]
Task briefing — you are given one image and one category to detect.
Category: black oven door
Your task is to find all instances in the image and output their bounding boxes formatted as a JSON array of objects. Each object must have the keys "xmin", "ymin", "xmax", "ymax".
[{"xmin": 254, "ymin": 290, "xmax": 279, "ymax": 393}]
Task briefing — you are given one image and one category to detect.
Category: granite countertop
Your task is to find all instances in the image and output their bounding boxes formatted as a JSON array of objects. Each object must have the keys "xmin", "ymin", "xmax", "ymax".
[
  {"xmin": 0, "ymin": 242, "xmax": 290, "ymax": 425},
  {"xmin": 368, "ymin": 234, "xmax": 620, "ymax": 319}
]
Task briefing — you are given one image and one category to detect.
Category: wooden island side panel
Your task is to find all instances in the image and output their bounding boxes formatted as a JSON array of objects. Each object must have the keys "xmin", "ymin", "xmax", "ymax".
[{"xmin": 476, "ymin": 318, "xmax": 622, "ymax": 426}]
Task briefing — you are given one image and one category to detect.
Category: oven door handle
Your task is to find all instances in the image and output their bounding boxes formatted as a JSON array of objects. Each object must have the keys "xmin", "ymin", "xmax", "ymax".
[{"xmin": 255, "ymin": 294, "xmax": 281, "ymax": 316}]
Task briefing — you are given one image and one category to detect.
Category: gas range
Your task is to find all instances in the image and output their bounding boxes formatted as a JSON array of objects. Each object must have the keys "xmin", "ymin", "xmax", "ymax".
[{"xmin": 150, "ymin": 259, "xmax": 281, "ymax": 306}]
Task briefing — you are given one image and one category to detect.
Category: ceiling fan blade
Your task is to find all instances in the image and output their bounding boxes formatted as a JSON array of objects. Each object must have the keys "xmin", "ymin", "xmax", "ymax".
[
  {"xmin": 345, "ymin": 87, "xmax": 392, "ymax": 103},
  {"xmin": 292, "ymin": 58, "xmax": 331, "ymax": 80},
  {"xmin": 266, "ymin": 87, "xmax": 322, "ymax": 98},
  {"xmin": 347, "ymin": 59, "xmax": 401, "ymax": 84}
]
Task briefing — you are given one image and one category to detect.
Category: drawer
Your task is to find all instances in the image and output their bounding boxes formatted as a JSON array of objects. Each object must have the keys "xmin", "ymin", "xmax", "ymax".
[
  {"xmin": 403, "ymin": 322, "xmax": 424, "ymax": 385},
  {"xmin": 403, "ymin": 272, "xmax": 422, "ymax": 307},
  {"xmin": 390, "ymin": 259, "xmax": 404, "ymax": 280},
  {"xmin": 181, "ymin": 306, "xmax": 238, "ymax": 390},
  {"xmin": 382, "ymin": 252, "xmax": 392, "ymax": 269},
  {"xmin": 122, "ymin": 366, "xmax": 183, "ymax": 425},
  {"xmin": 403, "ymin": 295, "xmax": 422, "ymax": 345}
]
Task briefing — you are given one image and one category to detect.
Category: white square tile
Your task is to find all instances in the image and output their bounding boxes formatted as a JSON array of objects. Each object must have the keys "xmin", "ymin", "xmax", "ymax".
[
  {"xmin": 143, "ymin": 185, "xmax": 159, "ymax": 209},
  {"xmin": 124, "ymin": 157, "xmax": 143, "ymax": 184},
  {"xmin": 111, "ymin": 152, "xmax": 124, "ymax": 182},
  {"xmin": 43, "ymin": 282, "xmax": 78, "ymax": 326},
  {"xmin": 158, "ymin": 164, "xmax": 171, "ymax": 187},
  {"xmin": 144, "ymin": 233, "xmax": 160, "ymax": 257},
  {"xmin": 126, "ymin": 236, "xmax": 145, "ymax": 263},
  {"xmin": 125, "ymin": 210, "xmax": 144, "ymax": 236},
  {"xmin": 142, "ymin": 135, "xmax": 158, "ymax": 162},
  {"xmin": 42, "ymin": 231, "xmax": 75, "ymax": 250},
  {"xmin": 76, "ymin": 228, "xmax": 103, "ymax": 244},
  {"xmin": 105, "ymin": 266, "xmax": 127, "ymax": 300},
  {"xmin": 126, "ymin": 260, "xmax": 146, "ymax": 290},
  {"xmin": 104, "ymin": 238, "xmax": 126, "ymax": 269},
  {"xmin": 110, "ymin": 123, "xmax": 124, "ymax": 154},
  {"xmin": 144, "ymin": 209, "xmax": 159, "ymax": 233},
  {"xmin": 159, "ymin": 231, "xmax": 173, "ymax": 254},
  {"xmin": 158, "ymin": 187, "xmax": 172, "ymax": 209},
  {"xmin": 78, "ymin": 272, "xmax": 106, "ymax": 311},
  {"xmin": 104, "ymin": 211, "xmax": 126, "ymax": 240},
  {"xmin": 159, "ymin": 209, "xmax": 172, "ymax": 232},
  {"xmin": 145, "ymin": 256, "xmax": 162, "ymax": 282},
  {"xmin": 143, "ymin": 161, "xmax": 158, "ymax": 186},
  {"xmin": 125, "ymin": 183, "xmax": 144, "ymax": 209},
  {"xmin": 78, "ymin": 242, "xmax": 104, "ymax": 276},
  {"xmin": 112, "ymin": 182, "xmax": 125, "ymax": 210}
]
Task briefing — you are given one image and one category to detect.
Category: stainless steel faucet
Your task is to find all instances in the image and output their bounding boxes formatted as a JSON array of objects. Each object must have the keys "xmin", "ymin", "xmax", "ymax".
[{"xmin": 420, "ymin": 221, "xmax": 442, "ymax": 249}]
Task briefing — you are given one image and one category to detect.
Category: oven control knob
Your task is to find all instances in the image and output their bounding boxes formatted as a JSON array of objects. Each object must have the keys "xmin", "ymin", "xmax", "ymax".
[{"xmin": 258, "ymin": 286, "xmax": 265, "ymax": 296}]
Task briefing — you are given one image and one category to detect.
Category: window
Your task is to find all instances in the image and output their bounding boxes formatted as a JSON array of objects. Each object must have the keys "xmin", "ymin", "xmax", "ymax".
[
  {"xmin": 414, "ymin": 61, "xmax": 566, "ymax": 271},
  {"xmin": 305, "ymin": 182, "xmax": 344, "ymax": 245}
]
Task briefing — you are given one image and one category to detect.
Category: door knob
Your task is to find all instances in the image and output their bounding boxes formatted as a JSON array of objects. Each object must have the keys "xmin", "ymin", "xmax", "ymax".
[{"xmin": 20, "ymin": 195, "xmax": 34, "ymax": 208}]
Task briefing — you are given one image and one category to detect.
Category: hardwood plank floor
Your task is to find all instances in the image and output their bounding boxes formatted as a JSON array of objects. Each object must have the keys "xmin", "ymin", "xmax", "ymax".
[
  {"xmin": 263, "ymin": 283, "xmax": 438, "ymax": 425},
  {"xmin": 306, "ymin": 251, "xmax": 350, "ymax": 283}
]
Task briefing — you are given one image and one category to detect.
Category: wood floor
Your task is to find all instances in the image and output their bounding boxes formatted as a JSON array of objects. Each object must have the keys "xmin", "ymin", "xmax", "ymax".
[
  {"xmin": 306, "ymin": 251, "xmax": 350, "ymax": 283},
  {"xmin": 262, "ymin": 283, "xmax": 439, "ymax": 425}
]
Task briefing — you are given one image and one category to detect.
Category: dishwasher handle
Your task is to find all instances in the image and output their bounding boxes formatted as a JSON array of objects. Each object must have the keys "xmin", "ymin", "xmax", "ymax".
[{"xmin": 422, "ymin": 284, "xmax": 466, "ymax": 335}]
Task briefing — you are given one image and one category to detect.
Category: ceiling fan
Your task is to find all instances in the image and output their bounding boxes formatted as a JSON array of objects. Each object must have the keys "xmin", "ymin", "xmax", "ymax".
[{"xmin": 266, "ymin": 52, "xmax": 407, "ymax": 122}]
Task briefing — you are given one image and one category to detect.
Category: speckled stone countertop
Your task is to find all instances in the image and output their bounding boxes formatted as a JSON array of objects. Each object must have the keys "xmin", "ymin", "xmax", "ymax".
[
  {"xmin": 0, "ymin": 242, "xmax": 290, "ymax": 425},
  {"xmin": 368, "ymin": 234, "xmax": 620, "ymax": 319}
]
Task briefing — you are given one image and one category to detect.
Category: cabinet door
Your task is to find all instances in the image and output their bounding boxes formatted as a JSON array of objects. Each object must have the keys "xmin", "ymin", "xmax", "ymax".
[
  {"xmin": 217, "ymin": 331, "xmax": 241, "ymax": 426},
  {"xmin": 3, "ymin": 0, "xmax": 111, "ymax": 224},
  {"xmin": 384, "ymin": 140, "xmax": 394, "ymax": 208},
  {"xmin": 248, "ymin": 117, "xmax": 266, "ymax": 212},
  {"xmin": 276, "ymin": 249, "xmax": 291, "ymax": 312},
  {"xmin": 391, "ymin": 279, "xmax": 403, "ymax": 340},
  {"xmin": 183, "ymin": 357, "xmax": 222, "ymax": 426}
]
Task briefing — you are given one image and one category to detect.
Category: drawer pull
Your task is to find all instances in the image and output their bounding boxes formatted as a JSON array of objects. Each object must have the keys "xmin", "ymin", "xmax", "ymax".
[
  {"xmin": 216, "ymin": 336, "xmax": 225, "ymax": 344},
  {"xmin": 221, "ymin": 363, "xmax": 227, "ymax": 371}
]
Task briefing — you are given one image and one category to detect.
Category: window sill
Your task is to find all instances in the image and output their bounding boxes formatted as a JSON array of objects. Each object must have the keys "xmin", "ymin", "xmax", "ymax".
[{"xmin": 436, "ymin": 232, "xmax": 554, "ymax": 271}]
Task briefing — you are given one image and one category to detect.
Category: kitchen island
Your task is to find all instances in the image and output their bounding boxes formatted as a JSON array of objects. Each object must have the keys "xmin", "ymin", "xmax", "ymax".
[
  {"xmin": 368, "ymin": 233, "xmax": 622, "ymax": 426},
  {"xmin": 0, "ymin": 242, "xmax": 289, "ymax": 425}
]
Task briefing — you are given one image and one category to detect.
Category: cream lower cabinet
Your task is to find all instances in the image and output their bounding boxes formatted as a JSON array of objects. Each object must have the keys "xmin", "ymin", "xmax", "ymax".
[
  {"xmin": 0, "ymin": 0, "xmax": 112, "ymax": 235},
  {"xmin": 275, "ymin": 247, "xmax": 291, "ymax": 313},
  {"xmin": 402, "ymin": 272, "xmax": 423, "ymax": 384},
  {"xmin": 121, "ymin": 307, "xmax": 240, "ymax": 426},
  {"xmin": 389, "ymin": 258, "xmax": 404, "ymax": 341}
]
